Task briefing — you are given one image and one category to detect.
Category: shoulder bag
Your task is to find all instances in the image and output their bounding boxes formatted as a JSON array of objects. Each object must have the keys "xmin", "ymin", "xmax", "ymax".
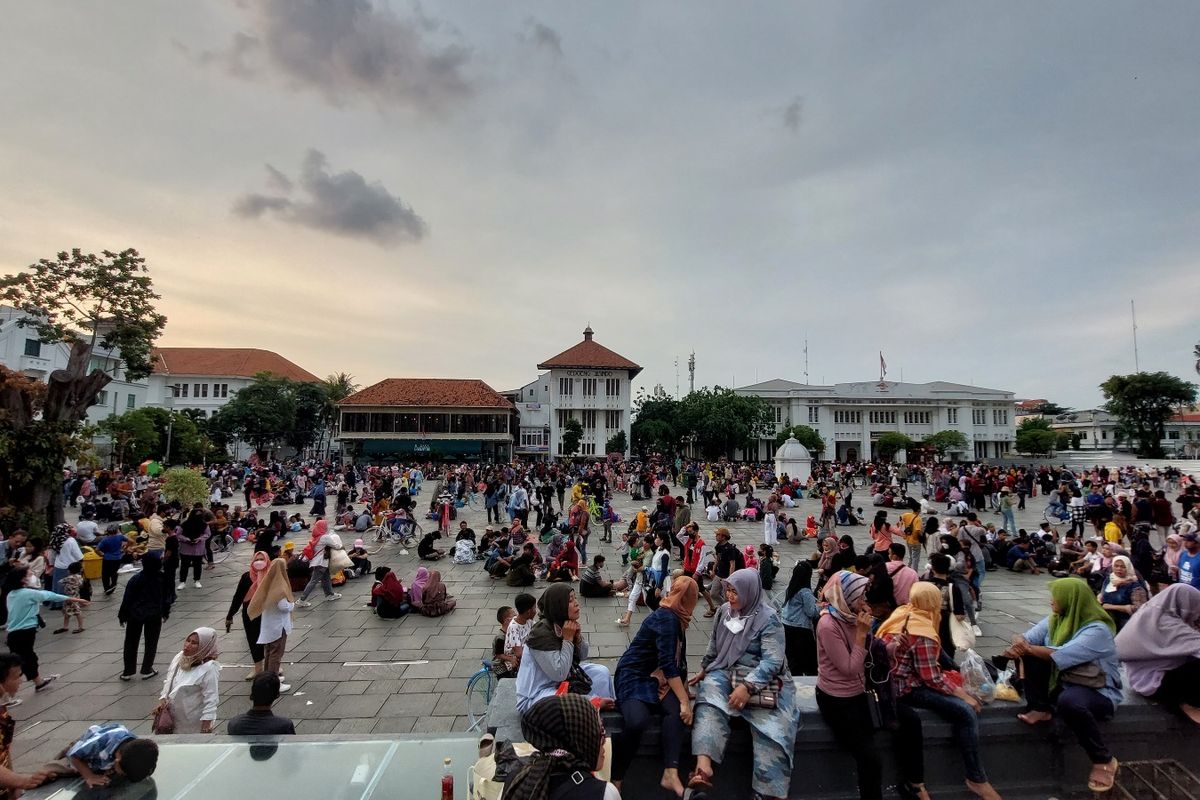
[
  {"xmin": 152, "ymin": 665, "xmax": 179, "ymax": 734},
  {"xmin": 731, "ymin": 664, "xmax": 785, "ymax": 710}
]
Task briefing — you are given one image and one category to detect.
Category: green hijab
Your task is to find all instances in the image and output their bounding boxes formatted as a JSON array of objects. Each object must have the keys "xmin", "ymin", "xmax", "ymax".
[{"xmin": 1047, "ymin": 578, "xmax": 1115, "ymax": 647}]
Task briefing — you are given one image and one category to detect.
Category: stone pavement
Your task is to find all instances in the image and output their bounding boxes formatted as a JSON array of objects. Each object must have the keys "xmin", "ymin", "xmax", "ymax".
[{"xmin": 8, "ymin": 481, "xmax": 1059, "ymax": 765}]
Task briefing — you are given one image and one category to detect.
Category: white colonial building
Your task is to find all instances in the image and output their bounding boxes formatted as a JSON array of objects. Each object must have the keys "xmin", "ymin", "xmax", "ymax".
[
  {"xmin": 146, "ymin": 347, "xmax": 320, "ymax": 417},
  {"xmin": 508, "ymin": 327, "xmax": 640, "ymax": 459},
  {"xmin": 1044, "ymin": 409, "xmax": 1200, "ymax": 457},
  {"xmin": 735, "ymin": 379, "xmax": 1017, "ymax": 462}
]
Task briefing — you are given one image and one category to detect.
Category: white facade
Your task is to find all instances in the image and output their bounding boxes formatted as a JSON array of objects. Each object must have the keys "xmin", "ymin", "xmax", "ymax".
[
  {"xmin": 1043, "ymin": 409, "xmax": 1200, "ymax": 456},
  {"xmin": 545, "ymin": 367, "xmax": 632, "ymax": 457},
  {"xmin": 735, "ymin": 379, "xmax": 1017, "ymax": 462},
  {"xmin": 506, "ymin": 378, "xmax": 552, "ymax": 458}
]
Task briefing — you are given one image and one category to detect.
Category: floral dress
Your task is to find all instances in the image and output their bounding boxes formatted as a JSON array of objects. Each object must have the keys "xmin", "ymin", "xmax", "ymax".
[{"xmin": 60, "ymin": 573, "xmax": 85, "ymax": 616}]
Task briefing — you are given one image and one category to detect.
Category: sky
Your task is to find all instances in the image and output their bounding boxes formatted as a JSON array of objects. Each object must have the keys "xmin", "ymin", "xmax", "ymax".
[{"xmin": 2, "ymin": 1, "xmax": 1198, "ymax": 409}]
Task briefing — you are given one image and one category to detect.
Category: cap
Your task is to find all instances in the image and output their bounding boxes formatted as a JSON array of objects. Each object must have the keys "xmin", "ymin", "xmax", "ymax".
[{"xmin": 1182, "ymin": 531, "xmax": 1200, "ymax": 543}]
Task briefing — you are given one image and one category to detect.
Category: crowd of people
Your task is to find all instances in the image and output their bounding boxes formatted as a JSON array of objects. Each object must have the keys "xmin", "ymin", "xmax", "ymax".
[{"xmin": 0, "ymin": 456, "xmax": 1194, "ymax": 798}]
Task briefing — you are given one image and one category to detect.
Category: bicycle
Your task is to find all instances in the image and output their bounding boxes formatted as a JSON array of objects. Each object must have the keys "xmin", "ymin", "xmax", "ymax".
[
  {"xmin": 466, "ymin": 659, "xmax": 499, "ymax": 732},
  {"xmin": 1043, "ymin": 501, "xmax": 1070, "ymax": 531},
  {"xmin": 209, "ymin": 532, "xmax": 237, "ymax": 564},
  {"xmin": 366, "ymin": 515, "xmax": 422, "ymax": 555}
]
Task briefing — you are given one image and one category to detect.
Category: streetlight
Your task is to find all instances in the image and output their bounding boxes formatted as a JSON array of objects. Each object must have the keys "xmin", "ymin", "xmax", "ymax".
[{"xmin": 163, "ymin": 387, "xmax": 177, "ymax": 464}]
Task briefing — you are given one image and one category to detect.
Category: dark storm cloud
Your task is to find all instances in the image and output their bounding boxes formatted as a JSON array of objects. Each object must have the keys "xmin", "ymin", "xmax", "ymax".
[
  {"xmin": 215, "ymin": 0, "xmax": 473, "ymax": 112},
  {"xmin": 233, "ymin": 150, "xmax": 428, "ymax": 247},
  {"xmin": 521, "ymin": 18, "xmax": 563, "ymax": 56}
]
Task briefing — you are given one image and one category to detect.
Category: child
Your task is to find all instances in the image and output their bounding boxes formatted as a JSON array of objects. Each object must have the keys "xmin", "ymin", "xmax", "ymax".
[
  {"xmin": 348, "ymin": 539, "xmax": 372, "ymax": 577},
  {"xmin": 615, "ymin": 558, "xmax": 645, "ymax": 627},
  {"xmin": 492, "ymin": 606, "xmax": 518, "ymax": 678},
  {"xmin": 805, "ymin": 515, "xmax": 819, "ymax": 538},
  {"xmin": 54, "ymin": 561, "xmax": 86, "ymax": 634},
  {"xmin": 58, "ymin": 723, "xmax": 159, "ymax": 788}
]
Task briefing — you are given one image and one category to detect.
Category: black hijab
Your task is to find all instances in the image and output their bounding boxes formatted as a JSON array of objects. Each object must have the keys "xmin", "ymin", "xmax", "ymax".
[
  {"xmin": 786, "ymin": 562, "xmax": 813, "ymax": 603},
  {"xmin": 524, "ymin": 583, "xmax": 576, "ymax": 661}
]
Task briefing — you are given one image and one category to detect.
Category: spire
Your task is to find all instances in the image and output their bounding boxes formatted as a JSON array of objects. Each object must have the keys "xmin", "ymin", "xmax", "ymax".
[{"xmin": 583, "ymin": 325, "xmax": 594, "ymax": 341}]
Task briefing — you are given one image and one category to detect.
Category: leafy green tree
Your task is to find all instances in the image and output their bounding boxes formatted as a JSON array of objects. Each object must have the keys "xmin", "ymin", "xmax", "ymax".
[
  {"xmin": 921, "ymin": 430, "xmax": 969, "ymax": 460},
  {"xmin": 605, "ymin": 429, "xmax": 627, "ymax": 455},
  {"xmin": 561, "ymin": 418, "xmax": 583, "ymax": 457},
  {"xmin": 97, "ymin": 410, "xmax": 159, "ymax": 466},
  {"xmin": 631, "ymin": 387, "xmax": 683, "ymax": 456},
  {"xmin": 1101, "ymin": 372, "xmax": 1198, "ymax": 458},
  {"xmin": 875, "ymin": 432, "xmax": 915, "ymax": 461},
  {"xmin": 287, "ymin": 381, "xmax": 329, "ymax": 452},
  {"xmin": 317, "ymin": 372, "xmax": 359, "ymax": 456},
  {"xmin": 1016, "ymin": 417, "xmax": 1058, "ymax": 456},
  {"xmin": 1027, "ymin": 401, "xmax": 1069, "ymax": 416},
  {"xmin": 678, "ymin": 387, "xmax": 774, "ymax": 459},
  {"xmin": 0, "ymin": 248, "xmax": 166, "ymax": 530},
  {"xmin": 774, "ymin": 425, "xmax": 825, "ymax": 454},
  {"xmin": 159, "ymin": 467, "xmax": 210, "ymax": 508},
  {"xmin": 1054, "ymin": 430, "xmax": 1073, "ymax": 451},
  {"xmin": 211, "ymin": 374, "xmax": 294, "ymax": 458}
]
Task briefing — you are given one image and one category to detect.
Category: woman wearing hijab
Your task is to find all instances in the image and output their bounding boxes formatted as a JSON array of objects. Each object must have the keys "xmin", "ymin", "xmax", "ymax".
[
  {"xmin": 1098, "ymin": 555, "xmax": 1148, "ymax": 630},
  {"xmin": 612, "ymin": 576, "xmax": 699, "ymax": 796},
  {"xmin": 416, "ymin": 570, "xmax": 456, "ymax": 617},
  {"xmin": 830, "ymin": 535, "xmax": 857, "ymax": 574},
  {"xmin": 1164, "ymin": 533, "xmax": 1183, "ymax": 582},
  {"xmin": 515, "ymin": 583, "xmax": 614, "ymax": 715},
  {"xmin": 225, "ymin": 551, "xmax": 271, "ymax": 681},
  {"xmin": 118, "ymin": 553, "xmax": 173, "ymax": 681},
  {"xmin": 155, "ymin": 627, "xmax": 221, "ymax": 733},
  {"xmin": 296, "ymin": 519, "xmax": 342, "ymax": 607},
  {"xmin": 370, "ymin": 567, "xmax": 410, "ymax": 619},
  {"xmin": 504, "ymin": 693, "xmax": 617, "ymax": 800},
  {"xmin": 1116, "ymin": 584, "xmax": 1200, "ymax": 725},
  {"xmin": 247, "ymin": 558, "xmax": 295, "ymax": 693},
  {"xmin": 880, "ymin": 582, "xmax": 1000, "ymax": 800},
  {"xmin": 782, "ymin": 562, "xmax": 820, "ymax": 676},
  {"xmin": 407, "ymin": 566, "xmax": 430, "ymax": 612},
  {"xmin": 815, "ymin": 571, "xmax": 880, "ymax": 800},
  {"xmin": 687, "ymin": 569, "xmax": 797, "ymax": 800},
  {"xmin": 549, "ymin": 540, "xmax": 580, "ymax": 582},
  {"xmin": 1006, "ymin": 578, "xmax": 1121, "ymax": 793}
]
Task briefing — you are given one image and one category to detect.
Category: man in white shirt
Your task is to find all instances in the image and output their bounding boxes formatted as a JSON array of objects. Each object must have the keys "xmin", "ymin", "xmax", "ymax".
[
  {"xmin": 705, "ymin": 502, "xmax": 721, "ymax": 522},
  {"xmin": 503, "ymin": 593, "xmax": 537, "ymax": 661},
  {"xmin": 74, "ymin": 515, "xmax": 99, "ymax": 545}
]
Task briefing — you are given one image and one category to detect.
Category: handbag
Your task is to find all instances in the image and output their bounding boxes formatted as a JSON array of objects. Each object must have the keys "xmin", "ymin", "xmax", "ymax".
[
  {"xmin": 865, "ymin": 635, "xmax": 899, "ymax": 731},
  {"xmin": 556, "ymin": 663, "xmax": 593, "ymax": 696},
  {"xmin": 152, "ymin": 666, "xmax": 179, "ymax": 734},
  {"xmin": 1060, "ymin": 661, "xmax": 1106, "ymax": 689},
  {"xmin": 329, "ymin": 547, "xmax": 353, "ymax": 572},
  {"xmin": 731, "ymin": 665, "xmax": 784, "ymax": 710},
  {"xmin": 949, "ymin": 612, "xmax": 976, "ymax": 651}
]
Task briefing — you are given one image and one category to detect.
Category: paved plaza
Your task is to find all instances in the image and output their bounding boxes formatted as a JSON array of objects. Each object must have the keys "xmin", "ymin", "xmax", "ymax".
[{"xmin": 8, "ymin": 484, "xmax": 1066, "ymax": 764}]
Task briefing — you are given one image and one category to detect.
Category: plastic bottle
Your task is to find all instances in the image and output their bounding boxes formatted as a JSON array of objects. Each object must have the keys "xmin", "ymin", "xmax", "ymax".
[{"xmin": 441, "ymin": 757, "xmax": 453, "ymax": 800}]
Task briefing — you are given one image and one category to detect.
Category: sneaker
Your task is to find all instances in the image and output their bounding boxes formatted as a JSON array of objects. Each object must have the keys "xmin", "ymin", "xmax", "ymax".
[
  {"xmin": 279, "ymin": 683, "xmax": 292, "ymax": 693},
  {"xmin": 295, "ymin": 600, "xmax": 312, "ymax": 608},
  {"xmin": 972, "ymin": 624, "xmax": 983, "ymax": 637},
  {"xmin": 141, "ymin": 670, "xmax": 159, "ymax": 680},
  {"xmin": 328, "ymin": 593, "xmax": 342, "ymax": 600},
  {"xmin": 34, "ymin": 675, "xmax": 58, "ymax": 692},
  {"xmin": 119, "ymin": 674, "xmax": 134, "ymax": 682},
  {"xmin": 176, "ymin": 582, "xmax": 185, "ymax": 590},
  {"xmin": 194, "ymin": 581, "xmax": 202, "ymax": 589}
]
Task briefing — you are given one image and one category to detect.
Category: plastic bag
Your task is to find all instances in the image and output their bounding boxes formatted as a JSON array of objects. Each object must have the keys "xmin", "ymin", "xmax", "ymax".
[
  {"xmin": 993, "ymin": 666, "xmax": 1020, "ymax": 703},
  {"xmin": 960, "ymin": 649, "xmax": 995, "ymax": 703}
]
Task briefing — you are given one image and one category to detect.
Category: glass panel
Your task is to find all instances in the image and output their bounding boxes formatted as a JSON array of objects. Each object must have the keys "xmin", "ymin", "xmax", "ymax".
[
  {"xmin": 179, "ymin": 741, "xmax": 396, "ymax": 800},
  {"xmin": 42, "ymin": 743, "xmax": 232, "ymax": 800},
  {"xmin": 372, "ymin": 736, "xmax": 486, "ymax": 800}
]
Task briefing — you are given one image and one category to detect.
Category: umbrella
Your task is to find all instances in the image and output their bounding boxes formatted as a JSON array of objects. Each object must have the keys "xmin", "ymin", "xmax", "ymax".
[{"xmin": 139, "ymin": 460, "xmax": 163, "ymax": 477}]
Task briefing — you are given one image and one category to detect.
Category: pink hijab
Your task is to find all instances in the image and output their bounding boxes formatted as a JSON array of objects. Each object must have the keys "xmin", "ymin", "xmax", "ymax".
[{"xmin": 409, "ymin": 566, "xmax": 430, "ymax": 607}]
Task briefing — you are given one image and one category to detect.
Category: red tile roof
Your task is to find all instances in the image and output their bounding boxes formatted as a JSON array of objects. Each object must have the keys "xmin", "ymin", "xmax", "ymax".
[
  {"xmin": 341, "ymin": 379, "xmax": 514, "ymax": 409},
  {"xmin": 152, "ymin": 348, "xmax": 320, "ymax": 382},
  {"xmin": 537, "ymin": 328, "xmax": 641, "ymax": 376},
  {"xmin": 1172, "ymin": 412, "xmax": 1200, "ymax": 423}
]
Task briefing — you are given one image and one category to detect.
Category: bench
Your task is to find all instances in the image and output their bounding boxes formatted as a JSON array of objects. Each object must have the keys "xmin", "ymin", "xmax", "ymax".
[{"xmin": 487, "ymin": 676, "xmax": 1199, "ymax": 798}]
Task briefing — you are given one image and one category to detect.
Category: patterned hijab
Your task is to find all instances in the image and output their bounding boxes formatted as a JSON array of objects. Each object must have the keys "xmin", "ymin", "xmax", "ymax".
[
  {"xmin": 821, "ymin": 570, "xmax": 870, "ymax": 622},
  {"xmin": 49, "ymin": 524, "xmax": 71, "ymax": 553},
  {"xmin": 505, "ymin": 694, "xmax": 605, "ymax": 800}
]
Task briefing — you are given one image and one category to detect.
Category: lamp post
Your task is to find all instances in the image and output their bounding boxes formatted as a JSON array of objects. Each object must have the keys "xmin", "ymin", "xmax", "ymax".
[{"xmin": 163, "ymin": 390, "xmax": 176, "ymax": 464}]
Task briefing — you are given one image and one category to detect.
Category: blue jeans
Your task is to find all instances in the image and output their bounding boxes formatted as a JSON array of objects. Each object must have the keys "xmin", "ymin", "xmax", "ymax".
[
  {"xmin": 900, "ymin": 688, "xmax": 988, "ymax": 783},
  {"xmin": 1001, "ymin": 509, "xmax": 1016, "ymax": 533}
]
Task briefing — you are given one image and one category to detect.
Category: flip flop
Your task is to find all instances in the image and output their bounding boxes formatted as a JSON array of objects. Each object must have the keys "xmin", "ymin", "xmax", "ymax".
[
  {"xmin": 686, "ymin": 768, "xmax": 713, "ymax": 791},
  {"xmin": 1087, "ymin": 758, "xmax": 1119, "ymax": 793},
  {"xmin": 703, "ymin": 609, "xmax": 717, "ymax": 618},
  {"xmin": 52, "ymin": 628, "xmax": 68, "ymax": 635}
]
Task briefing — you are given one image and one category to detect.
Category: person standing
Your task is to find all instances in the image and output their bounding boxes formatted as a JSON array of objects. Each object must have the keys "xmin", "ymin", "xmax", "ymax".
[
  {"xmin": 97, "ymin": 525, "xmax": 127, "ymax": 597},
  {"xmin": 154, "ymin": 628, "xmax": 221, "ymax": 734},
  {"xmin": 247, "ymin": 558, "xmax": 294, "ymax": 693},
  {"xmin": 295, "ymin": 520, "xmax": 342, "ymax": 607},
  {"xmin": 225, "ymin": 552, "xmax": 271, "ymax": 681},
  {"xmin": 47, "ymin": 525, "xmax": 83, "ymax": 611},
  {"xmin": 117, "ymin": 554, "xmax": 171, "ymax": 682},
  {"xmin": 4, "ymin": 567, "xmax": 82, "ymax": 692}
]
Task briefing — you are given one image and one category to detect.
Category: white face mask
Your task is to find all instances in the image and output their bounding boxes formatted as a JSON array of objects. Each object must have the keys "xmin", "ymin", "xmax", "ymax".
[{"xmin": 723, "ymin": 617, "xmax": 746, "ymax": 635}]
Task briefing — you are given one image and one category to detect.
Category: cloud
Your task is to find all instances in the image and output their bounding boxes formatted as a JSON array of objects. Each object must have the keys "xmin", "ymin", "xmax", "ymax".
[
  {"xmin": 521, "ymin": 18, "xmax": 563, "ymax": 57},
  {"xmin": 781, "ymin": 95, "xmax": 802, "ymax": 134},
  {"xmin": 233, "ymin": 150, "xmax": 428, "ymax": 246},
  {"xmin": 210, "ymin": 0, "xmax": 472, "ymax": 112}
]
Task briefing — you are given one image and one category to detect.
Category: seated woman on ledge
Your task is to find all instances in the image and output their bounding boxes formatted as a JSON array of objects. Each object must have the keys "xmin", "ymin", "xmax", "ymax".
[
  {"xmin": 515, "ymin": 584, "xmax": 613, "ymax": 715},
  {"xmin": 1116, "ymin": 583, "xmax": 1200, "ymax": 726},
  {"xmin": 1006, "ymin": 578, "xmax": 1121, "ymax": 793},
  {"xmin": 687, "ymin": 569, "xmax": 797, "ymax": 800}
]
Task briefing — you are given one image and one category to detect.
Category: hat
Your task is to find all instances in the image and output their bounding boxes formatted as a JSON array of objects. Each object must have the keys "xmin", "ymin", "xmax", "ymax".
[
  {"xmin": 642, "ymin": 506, "xmax": 648, "ymax": 512},
  {"xmin": 1182, "ymin": 531, "xmax": 1200, "ymax": 543},
  {"xmin": 354, "ymin": 539, "xmax": 365, "ymax": 548},
  {"xmin": 283, "ymin": 541, "xmax": 295, "ymax": 552}
]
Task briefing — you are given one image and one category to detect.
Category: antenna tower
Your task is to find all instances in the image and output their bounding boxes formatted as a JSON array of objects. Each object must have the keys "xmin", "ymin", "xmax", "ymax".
[{"xmin": 688, "ymin": 352, "xmax": 695, "ymax": 394}]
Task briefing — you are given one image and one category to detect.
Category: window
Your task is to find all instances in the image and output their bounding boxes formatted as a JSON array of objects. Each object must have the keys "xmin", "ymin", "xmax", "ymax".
[
  {"xmin": 992, "ymin": 409, "xmax": 1008, "ymax": 425},
  {"xmin": 176, "ymin": 383, "xmax": 188, "ymax": 398},
  {"xmin": 23, "ymin": 339, "xmax": 41, "ymax": 357},
  {"xmin": 834, "ymin": 411, "xmax": 862, "ymax": 425},
  {"xmin": 1080, "ymin": 431, "xmax": 1088, "ymax": 440},
  {"xmin": 193, "ymin": 383, "xmax": 201, "ymax": 398},
  {"xmin": 605, "ymin": 378, "xmax": 620, "ymax": 397},
  {"xmin": 868, "ymin": 411, "xmax": 896, "ymax": 425},
  {"xmin": 808, "ymin": 406, "xmax": 819, "ymax": 424},
  {"xmin": 581, "ymin": 378, "xmax": 597, "ymax": 397},
  {"xmin": 972, "ymin": 409, "xmax": 986, "ymax": 426},
  {"xmin": 582, "ymin": 410, "xmax": 597, "ymax": 429},
  {"xmin": 947, "ymin": 408, "xmax": 958, "ymax": 424},
  {"xmin": 97, "ymin": 390, "xmax": 108, "ymax": 406},
  {"xmin": 903, "ymin": 411, "xmax": 930, "ymax": 424},
  {"xmin": 1168, "ymin": 430, "xmax": 1180, "ymax": 440},
  {"xmin": 556, "ymin": 409, "xmax": 570, "ymax": 428},
  {"xmin": 200, "ymin": 383, "xmax": 209, "ymax": 398},
  {"xmin": 1102, "ymin": 430, "xmax": 1108, "ymax": 440},
  {"xmin": 520, "ymin": 429, "xmax": 546, "ymax": 448},
  {"xmin": 222, "ymin": 384, "xmax": 229, "ymax": 398},
  {"xmin": 605, "ymin": 410, "xmax": 621, "ymax": 429},
  {"xmin": 558, "ymin": 377, "xmax": 574, "ymax": 397},
  {"xmin": 126, "ymin": 393, "xmax": 136, "ymax": 409},
  {"xmin": 774, "ymin": 406, "xmax": 784, "ymax": 424}
]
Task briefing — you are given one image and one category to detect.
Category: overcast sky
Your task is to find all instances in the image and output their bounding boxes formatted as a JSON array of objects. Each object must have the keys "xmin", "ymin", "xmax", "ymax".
[{"xmin": 2, "ymin": 1, "xmax": 1198, "ymax": 409}]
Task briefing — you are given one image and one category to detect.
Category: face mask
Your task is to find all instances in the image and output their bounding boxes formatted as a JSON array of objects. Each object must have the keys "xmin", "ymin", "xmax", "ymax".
[
  {"xmin": 252, "ymin": 560, "xmax": 268, "ymax": 571},
  {"xmin": 723, "ymin": 617, "xmax": 746, "ymax": 635}
]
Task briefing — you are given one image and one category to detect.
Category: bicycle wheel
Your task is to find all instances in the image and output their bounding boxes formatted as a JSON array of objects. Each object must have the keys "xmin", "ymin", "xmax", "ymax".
[
  {"xmin": 210, "ymin": 535, "xmax": 236, "ymax": 564},
  {"xmin": 465, "ymin": 668, "xmax": 496, "ymax": 731}
]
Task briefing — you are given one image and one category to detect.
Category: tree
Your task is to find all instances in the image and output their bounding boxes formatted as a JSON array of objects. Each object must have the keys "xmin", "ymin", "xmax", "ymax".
[
  {"xmin": 159, "ymin": 467, "xmax": 210, "ymax": 508},
  {"xmin": 1026, "ymin": 401, "xmax": 1069, "ymax": 416},
  {"xmin": 605, "ymin": 429, "xmax": 627, "ymax": 455},
  {"xmin": 1101, "ymin": 372, "xmax": 1198, "ymax": 458},
  {"xmin": 921, "ymin": 430, "xmax": 969, "ymax": 460},
  {"xmin": 875, "ymin": 432, "xmax": 915, "ymax": 461},
  {"xmin": 210, "ymin": 373, "xmax": 325, "ymax": 458},
  {"xmin": 631, "ymin": 387, "xmax": 682, "ymax": 456},
  {"xmin": 1054, "ymin": 430, "xmax": 1073, "ymax": 451},
  {"xmin": 0, "ymin": 248, "xmax": 166, "ymax": 531},
  {"xmin": 678, "ymin": 387, "xmax": 774, "ymax": 459},
  {"xmin": 317, "ymin": 372, "xmax": 359, "ymax": 456},
  {"xmin": 1015, "ymin": 417, "xmax": 1058, "ymax": 456},
  {"xmin": 97, "ymin": 410, "xmax": 159, "ymax": 467},
  {"xmin": 561, "ymin": 418, "xmax": 583, "ymax": 457},
  {"xmin": 774, "ymin": 425, "xmax": 825, "ymax": 454}
]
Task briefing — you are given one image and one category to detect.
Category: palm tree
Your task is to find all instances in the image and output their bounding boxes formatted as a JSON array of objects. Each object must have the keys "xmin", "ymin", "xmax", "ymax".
[{"xmin": 318, "ymin": 373, "xmax": 359, "ymax": 458}]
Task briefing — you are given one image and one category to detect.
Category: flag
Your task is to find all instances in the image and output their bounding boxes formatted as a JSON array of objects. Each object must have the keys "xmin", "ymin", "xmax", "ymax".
[{"xmin": 880, "ymin": 351, "xmax": 887, "ymax": 377}]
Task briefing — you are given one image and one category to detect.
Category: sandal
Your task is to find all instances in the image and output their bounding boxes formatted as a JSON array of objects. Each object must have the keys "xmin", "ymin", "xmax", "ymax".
[
  {"xmin": 703, "ymin": 609, "xmax": 717, "ymax": 618},
  {"xmin": 52, "ymin": 628, "xmax": 68, "ymax": 635},
  {"xmin": 1087, "ymin": 758, "xmax": 1119, "ymax": 793},
  {"xmin": 686, "ymin": 767, "xmax": 713, "ymax": 791}
]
